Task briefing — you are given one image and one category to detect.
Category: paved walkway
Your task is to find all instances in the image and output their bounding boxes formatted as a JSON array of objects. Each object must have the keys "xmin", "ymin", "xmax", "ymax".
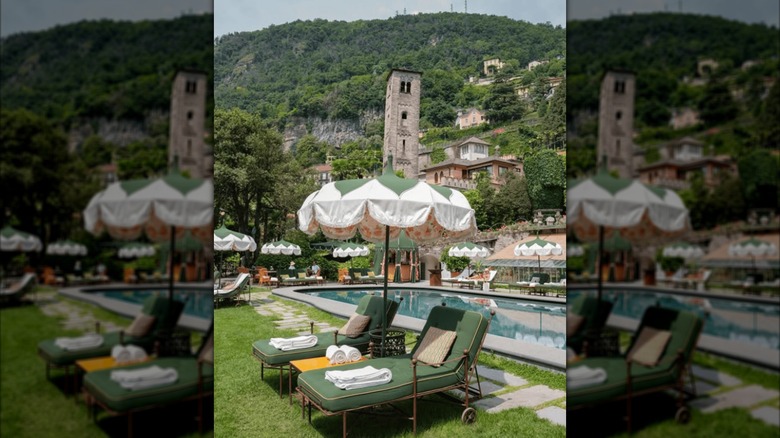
[
  {"xmin": 32, "ymin": 290, "xmax": 126, "ymax": 334},
  {"xmin": 246, "ymin": 290, "xmax": 567, "ymax": 427}
]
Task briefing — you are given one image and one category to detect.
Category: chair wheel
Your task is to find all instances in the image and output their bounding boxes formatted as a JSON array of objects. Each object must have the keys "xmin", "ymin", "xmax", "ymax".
[
  {"xmin": 461, "ymin": 407, "xmax": 476, "ymax": 424},
  {"xmin": 675, "ymin": 406, "xmax": 691, "ymax": 424}
]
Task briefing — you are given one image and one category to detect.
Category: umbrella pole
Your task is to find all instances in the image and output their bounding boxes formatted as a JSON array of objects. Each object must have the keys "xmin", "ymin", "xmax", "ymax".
[
  {"xmin": 597, "ymin": 225, "xmax": 604, "ymax": 302},
  {"xmin": 169, "ymin": 225, "xmax": 176, "ymax": 301},
  {"xmin": 381, "ymin": 225, "xmax": 390, "ymax": 357}
]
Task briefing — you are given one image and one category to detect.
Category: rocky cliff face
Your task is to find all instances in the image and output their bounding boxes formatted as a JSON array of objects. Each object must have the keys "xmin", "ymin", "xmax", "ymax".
[
  {"xmin": 67, "ymin": 110, "xmax": 169, "ymax": 152},
  {"xmin": 282, "ymin": 109, "xmax": 383, "ymax": 151}
]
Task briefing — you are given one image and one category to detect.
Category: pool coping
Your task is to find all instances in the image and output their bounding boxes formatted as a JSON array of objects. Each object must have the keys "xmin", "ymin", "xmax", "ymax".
[
  {"xmin": 272, "ymin": 284, "xmax": 567, "ymax": 372},
  {"xmin": 58, "ymin": 282, "xmax": 213, "ymax": 332}
]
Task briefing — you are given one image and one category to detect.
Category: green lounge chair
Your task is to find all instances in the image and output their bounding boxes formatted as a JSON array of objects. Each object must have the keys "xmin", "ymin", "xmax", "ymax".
[
  {"xmin": 213, "ymin": 272, "xmax": 251, "ymax": 307},
  {"xmin": 252, "ymin": 295, "xmax": 400, "ymax": 399},
  {"xmin": 296, "ymin": 305, "xmax": 494, "ymax": 437},
  {"xmin": 38, "ymin": 295, "xmax": 185, "ymax": 391},
  {"xmin": 567, "ymin": 295, "xmax": 614, "ymax": 355},
  {"xmin": 568, "ymin": 306, "xmax": 703, "ymax": 433},
  {"xmin": 0, "ymin": 272, "xmax": 37, "ymax": 304},
  {"xmin": 82, "ymin": 326, "xmax": 214, "ymax": 437}
]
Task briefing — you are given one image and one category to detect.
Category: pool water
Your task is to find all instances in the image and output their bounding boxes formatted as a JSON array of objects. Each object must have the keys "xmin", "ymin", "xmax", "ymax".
[
  {"xmin": 569, "ymin": 289, "xmax": 780, "ymax": 351},
  {"xmin": 306, "ymin": 289, "xmax": 566, "ymax": 350},
  {"xmin": 96, "ymin": 288, "xmax": 214, "ymax": 321}
]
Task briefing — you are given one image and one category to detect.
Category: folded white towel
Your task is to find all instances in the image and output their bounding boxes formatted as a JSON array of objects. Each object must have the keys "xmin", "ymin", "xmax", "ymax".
[
  {"xmin": 112, "ymin": 345, "xmax": 131, "ymax": 363},
  {"xmin": 55, "ymin": 333, "xmax": 104, "ymax": 351},
  {"xmin": 269, "ymin": 334, "xmax": 317, "ymax": 351},
  {"xmin": 340, "ymin": 345, "xmax": 362, "ymax": 363},
  {"xmin": 567, "ymin": 365, "xmax": 607, "ymax": 389},
  {"xmin": 111, "ymin": 366, "xmax": 178, "ymax": 391},
  {"xmin": 325, "ymin": 366, "xmax": 392, "ymax": 390}
]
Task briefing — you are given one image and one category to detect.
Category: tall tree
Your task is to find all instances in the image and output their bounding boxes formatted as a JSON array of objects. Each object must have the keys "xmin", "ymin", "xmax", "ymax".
[
  {"xmin": 483, "ymin": 74, "xmax": 526, "ymax": 124},
  {"xmin": 523, "ymin": 148, "xmax": 566, "ymax": 210}
]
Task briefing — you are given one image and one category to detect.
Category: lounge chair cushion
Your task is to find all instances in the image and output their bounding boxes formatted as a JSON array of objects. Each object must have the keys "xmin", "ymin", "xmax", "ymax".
[
  {"xmin": 83, "ymin": 357, "xmax": 213, "ymax": 413},
  {"xmin": 627, "ymin": 327, "xmax": 671, "ymax": 367},
  {"xmin": 298, "ymin": 272, "xmax": 307, "ymax": 279},
  {"xmin": 125, "ymin": 314, "xmax": 157, "ymax": 338},
  {"xmin": 340, "ymin": 314, "xmax": 371, "ymax": 338},
  {"xmin": 567, "ymin": 313, "xmax": 585, "ymax": 337},
  {"xmin": 412, "ymin": 327, "xmax": 456, "ymax": 366},
  {"xmin": 253, "ymin": 332, "xmax": 368, "ymax": 366},
  {"xmin": 198, "ymin": 335, "xmax": 214, "ymax": 363}
]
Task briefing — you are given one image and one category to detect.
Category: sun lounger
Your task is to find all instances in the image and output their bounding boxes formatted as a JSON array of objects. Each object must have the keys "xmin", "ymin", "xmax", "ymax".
[
  {"xmin": 213, "ymin": 273, "xmax": 250, "ymax": 307},
  {"xmin": 38, "ymin": 295, "xmax": 184, "ymax": 392},
  {"xmin": 252, "ymin": 295, "xmax": 400, "ymax": 399},
  {"xmin": 440, "ymin": 267, "xmax": 473, "ymax": 287},
  {"xmin": 0, "ymin": 272, "xmax": 37, "ymax": 304},
  {"xmin": 568, "ymin": 306, "xmax": 703, "ymax": 433},
  {"xmin": 83, "ymin": 326, "xmax": 214, "ymax": 436},
  {"xmin": 567, "ymin": 295, "xmax": 614, "ymax": 356},
  {"xmin": 296, "ymin": 305, "xmax": 494, "ymax": 437}
]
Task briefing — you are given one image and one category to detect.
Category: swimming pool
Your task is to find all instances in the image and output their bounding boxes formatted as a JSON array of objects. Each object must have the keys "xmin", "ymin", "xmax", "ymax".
[
  {"xmin": 569, "ymin": 287, "xmax": 780, "ymax": 352},
  {"xmin": 94, "ymin": 288, "xmax": 214, "ymax": 320},
  {"xmin": 305, "ymin": 288, "xmax": 566, "ymax": 350}
]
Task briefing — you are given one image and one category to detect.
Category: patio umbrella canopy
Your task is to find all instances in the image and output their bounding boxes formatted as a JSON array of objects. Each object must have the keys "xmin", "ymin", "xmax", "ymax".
[
  {"xmin": 298, "ymin": 156, "xmax": 477, "ymax": 354},
  {"xmin": 448, "ymin": 242, "xmax": 490, "ymax": 258},
  {"xmin": 1, "ymin": 226, "xmax": 42, "ymax": 252},
  {"xmin": 332, "ymin": 242, "xmax": 369, "ymax": 258},
  {"xmin": 261, "ymin": 240, "xmax": 302, "ymax": 255},
  {"xmin": 728, "ymin": 238, "xmax": 778, "ymax": 258},
  {"xmin": 117, "ymin": 243, "xmax": 156, "ymax": 259},
  {"xmin": 663, "ymin": 242, "xmax": 705, "ymax": 260},
  {"xmin": 46, "ymin": 240, "xmax": 88, "ymax": 256},
  {"xmin": 568, "ymin": 244, "xmax": 585, "ymax": 257},
  {"xmin": 568, "ymin": 169, "xmax": 690, "ymax": 299},
  {"xmin": 214, "ymin": 225, "xmax": 257, "ymax": 252},
  {"xmin": 83, "ymin": 171, "xmax": 213, "ymax": 299},
  {"xmin": 514, "ymin": 237, "xmax": 564, "ymax": 270}
]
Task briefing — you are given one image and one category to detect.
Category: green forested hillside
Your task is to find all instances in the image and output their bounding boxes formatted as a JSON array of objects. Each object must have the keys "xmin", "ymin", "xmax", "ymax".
[
  {"xmin": 214, "ymin": 13, "xmax": 565, "ymax": 125},
  {"xmin": 1, "ymin": 14, "xmax": 214, "ymax": 124}
]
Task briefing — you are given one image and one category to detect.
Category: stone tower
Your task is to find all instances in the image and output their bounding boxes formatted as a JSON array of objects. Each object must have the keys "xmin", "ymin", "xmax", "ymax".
[
  {"xmin": 169, "ymin": 69, "xmax": 210, "ymax": 178},
  {"xmin": 383, "ymin": 69, "xmax": 422, "ymax": 179},
  {"xmin": 597, "ymin": 70, "xmax": 636, "ymax": 178}
]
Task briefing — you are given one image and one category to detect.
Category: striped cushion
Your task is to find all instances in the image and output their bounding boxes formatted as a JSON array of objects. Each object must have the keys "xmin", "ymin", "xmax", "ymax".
[{"xmin": 413, "ymin": 327, "xmax": 456, "ymax": 366}]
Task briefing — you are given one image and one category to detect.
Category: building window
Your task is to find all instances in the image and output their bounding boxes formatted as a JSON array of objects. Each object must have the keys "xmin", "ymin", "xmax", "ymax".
[
  {"xmin": 401, "ymin": 111, "xmax": 407, "ymax": 126},
  {"xmin": 185, "ymin": 80, "xmax": 197, "ymax": 94},
  {"xmin": 187, "ymin": 111, "xmax": 194, "ymax": 121},
  {"xmin": 614, "ymin": 80, "xmax": 625, "ymax": 94},
  {"xmin": 434, "ymin": 173, "xmax": 439, "ymax": 184},
  {"xmin": 406, "ymin": 81, "xmax": 411, "ymax": 93},
  {"xmin": 400, "ymin": 81, "xmax": 406, "ymax": 94},
  {"xmin": 402, "ymin": 139, "xmax": 406, "ymax": 153},
  {"xmin": 460, "ymin": 145, "xmax": 469, "ymax": 159},
  {"xmin": 616, "ymin": 111, "xmax": 622, "ymax": 120}
]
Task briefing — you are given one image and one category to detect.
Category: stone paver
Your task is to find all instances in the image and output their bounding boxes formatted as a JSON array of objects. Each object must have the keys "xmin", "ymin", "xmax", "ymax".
[
  {"xmin": 450, "ymin": 381, "xmax": 503, "ymax": 399},
  {"xmin": 536, "ymin": 406, "xmax": 566, "ymax": 427},
  {"xmin": 750, "ymin": 406, "xmax": 780, "ymax": 427},
  {"xmin": 474, "ymin": 385, "xmax": 565, "ymax": 413},
  {"xmin": 692, "ymin": 365, "xmax": 742, "ymax": 386},
  {"xmin": 684, "ymin": 379, "xmax": 718, "ymax": 395},
  {"xmin": 690, "ymin": 384, "xmax": 780, "ymax": 413},
  {"xmin": 476, "ymin": 365, "xmax": 529, "ymax": 386}
]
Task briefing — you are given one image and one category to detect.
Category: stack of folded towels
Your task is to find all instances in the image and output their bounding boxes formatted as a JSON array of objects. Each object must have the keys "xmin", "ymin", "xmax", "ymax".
[
  {"xmin": 111, "ymin": 344, "xmax": 148, "ymax": 364},
  {"xmin": 326, "ymin": 345, "xmax": 362, "ymax": 365},
  {"xmin": 269, "ymin": 334, "xmax": 318, "ymax": 351},
  {"xmin": 567, "ymin": 365, "xmax": 607, "ymax": 389},
  {"xmin": 324, "ymin": 366, "xmax": 392, "ymax": 390},
  {"xmin": 54, "ymin": 333, "xmax": 104, "ymax": 351},
  {"xmin": 110, "ymin": 365, "xmax": 179, "ymax": 391}
]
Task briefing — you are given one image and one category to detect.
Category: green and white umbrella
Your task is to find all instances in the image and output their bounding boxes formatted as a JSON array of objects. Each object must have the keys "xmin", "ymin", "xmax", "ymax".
[
  {"xmin": 214, "ymin": 225, "xmax": 257, "ymax": 252},
  {"xmin": 568, "ymin": 244, "xmax": 585, "ymax": 257},
  {"xmin": 298, "ymin": 156, "xmax": 477, "ymax": 354},
  {"xmin": 663, "ymin": 242, "xmax": 705, "ymax": 260},
  {"xmin": 261, "ymin": 240, "xmax": 301, "ymax": 256},
  {"xmin": 84, "ymin": 171, "xmax": 213, "ymax": 299},
  {"xmin": 728, "ymin": 238, "xmax": 777, "ymax": 273},
  {"xmin": 514, "ymin": 237, "xmax": 563, "ymax": 270},
  {"xmin": 568, "ymin": 169, "xmax": 689, "ymax": 299},
  {"xmin": 46, "ymin": 240, "xmax": 88, "ymax": 256},
  {"xmin": 117, "ymin": 243, "xmax": 156, "ymax": 259},
  {"xmin": 332, "ymin": 242, "xmax": 369, "ymax": 258},
  {"xmin": 1, "ymin": 226, "xmax": 42, "ymax": 252},
  {"xmin": 448, "ymin": 242, "xmax": 490, "ymax": 258}
]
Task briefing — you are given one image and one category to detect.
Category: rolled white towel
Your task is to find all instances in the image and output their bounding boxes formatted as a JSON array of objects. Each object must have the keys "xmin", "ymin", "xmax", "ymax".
[
  {"xmin": 269, "ymin": 334, "xmax": 317, "ymax": 351},
  {"xmin": 111, "ymin": 345, "xmax": 131, "ymax": 363},
  {"xmin": 125, "ymin": 344, "xmax": 148, "ymax": 361},
  {"xmin": 567, "ymin": 365, "xmax": 607, "ymax": 389},
  {"xmin": 328, "ymin": 347, "xmax": 347, "ymax": 365},
  {"xmin": 111, "ymin": 365, "xmax": 172, "ymax": 383},
  {"xmin": 339, "ymin": 345, "xmax": 362, "ymax": 363},
  {"xmin": 117, "ymin": 368, "xmax": 178, "ymax": 391},
  {"xmin": 325, "ymin": 366, "xmax": 392, "ymax": 390},
  {"xmin": 55, "ymin": 333, "xmax": 103, "ymax": 351},
  {"xmin": 326, "ymin": 345, "xmax": 340, "ymax": 360}
]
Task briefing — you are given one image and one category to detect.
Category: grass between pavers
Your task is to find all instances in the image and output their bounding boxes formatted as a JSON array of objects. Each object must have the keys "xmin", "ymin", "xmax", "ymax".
[
  {"xmin": 215, "ymin": 303, "xmax": 566, "ymax": 437},
  {"xmin": 0, "ymin": 300, "xmax": 211, "ymax": 437}
]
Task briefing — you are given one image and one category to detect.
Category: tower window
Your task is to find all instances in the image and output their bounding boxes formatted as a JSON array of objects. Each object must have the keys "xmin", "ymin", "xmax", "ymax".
[
  {"xmin": 405, "ymin": 81, "xmax": 411, "ymax": 93},
  {"xmin": 614, "ymin": 80, "xmax": 625, "ymax": 94},
  {"xmin": 400, "ymin": 80, "xmax": 406, "ymax": 94},
  {"xmin": 615, "ymin": 111, "xmax": 622, "ymax": 120},
  {"xmin": 402, "ymin": 139, "xmax": 406, "ymax": 153},
  {"xmin": 187, "ymin": 111, "xmax": 194, "ymax": 121},
  {"xmin": 401, "ymin": 111, "xmax": 408, "ymax": 126},
  {"xmin": 185, "ymin": 80, "xmax": 197, "ymax": 94}
]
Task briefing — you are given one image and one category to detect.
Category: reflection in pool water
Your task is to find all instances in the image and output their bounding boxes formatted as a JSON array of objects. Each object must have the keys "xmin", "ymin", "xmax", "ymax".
[
  {"xmin": 569, "ymin": 289, "xmax": 780, "ymax": 351},
  {"xmin": 306, "ymin": 288, "xmax": 566, "ymax": 350},
  {"xmin": 94, "ymin": 288, "xmax": 214, "ymax": 321}
]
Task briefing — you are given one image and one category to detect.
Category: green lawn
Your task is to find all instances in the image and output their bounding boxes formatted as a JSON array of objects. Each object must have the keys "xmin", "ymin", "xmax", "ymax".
[
  {"xmin": 215, "ymin": 301, "xmax": 567, "ymax": 437},
  {"xmin": 0, "ymin": 294, "xmax": 212, "ymax": 437}
]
